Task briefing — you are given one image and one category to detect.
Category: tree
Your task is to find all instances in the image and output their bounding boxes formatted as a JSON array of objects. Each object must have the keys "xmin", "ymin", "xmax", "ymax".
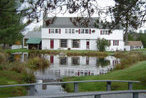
[
  {"xmin": 109, "ymin": 0, "xmax": 146, "ymax": 44},
  {"xmin": 0, "ymin": 0, "xmax": 24, "ymax": 48},
  {"xmin": 97, "ymin": 38, "xmax": 110, "ymax": 52},
  {"xmin": 137, "ymin": 33, "xmax": 146, "ymax": 48}
]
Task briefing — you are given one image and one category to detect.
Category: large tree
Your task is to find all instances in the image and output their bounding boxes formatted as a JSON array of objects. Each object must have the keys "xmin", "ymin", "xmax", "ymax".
[
  {"xmin": 0, "ymin": 0, "xmax": 24, "ymax": 48},
  {"xmin": 110, "ymin": 0, "xmax": 146, "ymax": 44}
]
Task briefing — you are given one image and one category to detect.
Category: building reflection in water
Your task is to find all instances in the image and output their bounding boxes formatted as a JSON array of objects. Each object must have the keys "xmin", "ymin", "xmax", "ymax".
[
  {"xmin": 12, "ymin": 53, "xmax": 120, "ymax": 95},
  {"xmin": 35, "ymin": 55, "xmax": 120, "ymax": 80}
]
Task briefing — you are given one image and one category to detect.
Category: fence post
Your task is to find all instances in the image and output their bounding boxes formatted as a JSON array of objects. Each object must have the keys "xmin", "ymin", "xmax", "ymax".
[
  {"xmin": 94, "ymin": 94, "xmax": 101, "ymax": 98},
  {"xmin": 74, "ymin": 82, "xmax": 78, "ymax": 93},
  {"xmin": 128, "ymin": 82, "xmax": 133, "ymax": 90},
  {"xmin": 133, "ymin": 92, "xmax": 138, "ymax": 98},
  {"xmin": 106, "ymin": 81, "xmax": 111, "ymax": 91}
]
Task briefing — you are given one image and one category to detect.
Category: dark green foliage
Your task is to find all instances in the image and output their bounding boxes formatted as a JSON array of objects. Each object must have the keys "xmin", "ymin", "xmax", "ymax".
[
  {"xmin": 128, "ymin": 33, "xmax": 146, "ymax": 48},
  {"xmin": 96, "ymin": 58, "xmax": 110, "ymax": 67},
  {"xmin": 110, "ymin": 0, "xmax": 145, "ymax": 43},
  {"xmin": 97, "ymin": 38, "xmax": 110, "ymax": 52},
  {"xmin": 0, "ymin": 0, "xmax": 24, "ymax": 48}
]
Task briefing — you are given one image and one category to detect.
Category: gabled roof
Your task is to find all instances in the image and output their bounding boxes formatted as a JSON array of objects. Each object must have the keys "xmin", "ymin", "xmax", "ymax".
[
  {"xmin": 43, "ymin": 17, "xmax": 98, "ymax": 28},
  {"xmin": 127, "ymin": 41, "xmax": 143, "ymax": 46},
  {"xmin": 24, "ymin": 31, "xmax": 41, "ymax": 38}
]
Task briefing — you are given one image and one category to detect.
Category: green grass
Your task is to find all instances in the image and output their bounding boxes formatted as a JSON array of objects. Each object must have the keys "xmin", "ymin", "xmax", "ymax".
[
  {"xmin": 0, "ymin": 70, "xmax": 27, "ymax": 97},
  {"xmin": 5, "ymin": 48, "xmax": 29, "ymax": 53},
  {"xmin": 63, "ymin": 61, "xmax": 146, "ymax": 92},
  {"xmin": 5, "ymin": 49, "xmax": 108, "ymax": 57},
  {"xmin": 132, "ymin": 48, "xmax": 146, "ymax": 55}
]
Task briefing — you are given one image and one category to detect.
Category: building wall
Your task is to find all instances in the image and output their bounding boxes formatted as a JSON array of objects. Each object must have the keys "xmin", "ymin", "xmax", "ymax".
[{"xmin": 41, "ymin": 28, "xmax": 124, "ymax": 51}]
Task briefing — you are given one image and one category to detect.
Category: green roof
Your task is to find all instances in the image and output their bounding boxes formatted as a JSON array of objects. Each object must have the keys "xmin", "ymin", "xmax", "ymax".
[{"xmin": 26, "ymin": 38, "xmax": 41, "ymax": 44}]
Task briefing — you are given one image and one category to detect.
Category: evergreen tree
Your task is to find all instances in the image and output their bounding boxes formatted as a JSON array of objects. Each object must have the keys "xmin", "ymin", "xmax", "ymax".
[{"xmin": 0, "ymin": 0, "xmax": 24, "ymax": 48}]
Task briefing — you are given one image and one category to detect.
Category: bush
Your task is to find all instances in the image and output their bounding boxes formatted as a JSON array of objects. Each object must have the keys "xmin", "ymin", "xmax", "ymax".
[
  {"xmin": 97, "ymin": 38, "xmax": 110, "ymax": 52},
  {"xmin": 0, "ymin": 52, "xmax": 7, "ymax": 64},
  {"xmin": 26, "ymin": 56, "xmax": 50, "ymax": 70},
  {"xmin": 115, "ymin": 52, "xmax": 146, "ymax": 70}
]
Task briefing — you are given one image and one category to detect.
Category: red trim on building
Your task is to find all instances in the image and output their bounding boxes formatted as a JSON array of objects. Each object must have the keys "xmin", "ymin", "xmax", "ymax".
[
  {"xmin": 50, "ymin": 56, "xmax": 54, "ymax": 64},
  {"xmin": 89, "ymin": 29, "xmax": 91, "ymax": 34},
  {"xmin": 79, "ymin": 29, "xmax": 80, "ymax": 34},
  {"xmin": 100, "ymin": 30, "xmax": 102, "ymax": 35},
  {"xmin": 49, "ymin": 29, "xmax": 50, "ymax": 34}
]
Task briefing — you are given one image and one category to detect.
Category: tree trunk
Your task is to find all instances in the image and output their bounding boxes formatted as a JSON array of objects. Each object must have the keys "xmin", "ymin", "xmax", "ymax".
[
  {"xmin": 125, "ymin": 14, "xmax": 129, "ymax": 45},
  {"xmin": 125, "ymin": 25, "xmax": 128, "ymax": 45}
]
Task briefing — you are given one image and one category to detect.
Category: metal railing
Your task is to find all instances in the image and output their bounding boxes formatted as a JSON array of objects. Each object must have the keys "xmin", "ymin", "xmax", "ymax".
[
  {"xmin": 0, "ymin": 80, "xmax": 142, "ymax": 98},
  {"xmin": 41, "ymin": 90, "xmax": 146, "ymax": 98}
]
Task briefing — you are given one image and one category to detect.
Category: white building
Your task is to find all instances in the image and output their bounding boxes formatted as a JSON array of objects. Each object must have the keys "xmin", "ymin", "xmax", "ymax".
[
  {"xmin": 124, "ymin": 41, "xmax": 143, "ymax": 51},
  {"xmin": 25, "ymin": 17, "xmax": 125, "ymax": 51},
  {"xmin": 40, "ymin": 17, "xmax": 124, "ymax": 51}
]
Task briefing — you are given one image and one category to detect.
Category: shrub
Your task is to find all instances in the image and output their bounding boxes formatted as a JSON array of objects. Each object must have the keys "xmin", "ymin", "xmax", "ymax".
[
  {"xmin": 26, "ymin": 56, "xmax": 50, "ymax": 70},
  {"xmin": 0, "ymin": 52, "xmax": 7, "ymax": 64},
  {"xmin": 115, "ymin": 52, "xmax": 146, "ymax": 70},
  {"xmin": 97, "ymin": 38, "xmax": 110, "ymax": 52}
]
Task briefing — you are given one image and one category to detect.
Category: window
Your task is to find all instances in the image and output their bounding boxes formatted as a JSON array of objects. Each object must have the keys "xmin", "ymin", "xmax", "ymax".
[
  {"xmin": 72, "ymin": 29, "xmax": 75, "ymax": 33},
  {"xmin": 69, "ymin": 29, "xmax": 71, "ymax": 33},
  {"xmin": 72, "ymin": 57, "xmax": 80, "ymax": 65},
  {"xmin": 65, "ymin": 29, "xmax": 68, "ymax": 33},
  {"xmin": 60, "ymin": 57, "xmax": 67, "ymax": 65},
  {"xmin": 72, "ymin": 39, "xmax": 80, "ymax": 48},
  {"xmin": 55, "ymin": 29, "xmax": 59, "ymax": 33},
  {"xmin": 86, "ymin": 57, "xmax": 89, "ymax": 65},
  {"xmin": 100, "ymin": 30, "xmax": 110, "ymax": 35},
  {"xmin": 50, "ymin": 29, "xmax": 54, "ymax": 33},
  {"xmin": 113, "ymin": 40, "xmax": 119, "ymax": 46},
  {"xmin": 60, "ymin": 39, "xmax": 67, "ymax": 48},
  {"xmin": 85, "ymin": 29, "xmax": 88, "ymax": 34},
  {"xmin": 81, "ymin": 29, "xmax": 84, "ymax": 33}
]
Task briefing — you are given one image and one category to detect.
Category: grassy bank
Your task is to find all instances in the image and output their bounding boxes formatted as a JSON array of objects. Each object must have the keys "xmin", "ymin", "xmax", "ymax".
[
  {"xmin": 63, "ymin": 61, "xmax": 146, "ymax": 92},
  {"xmin": 6, "ymin": 49, "xmax": 110, "ymax": 57},
  {"xmin": 0, "ymin": 50, "xmax": 35, "ymax": 97}
]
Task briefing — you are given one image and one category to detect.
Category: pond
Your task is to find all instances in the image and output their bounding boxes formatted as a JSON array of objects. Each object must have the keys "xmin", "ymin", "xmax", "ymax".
[{"xmin": 11, "ymin": 52, "xmax": 120, "ymax": 96}]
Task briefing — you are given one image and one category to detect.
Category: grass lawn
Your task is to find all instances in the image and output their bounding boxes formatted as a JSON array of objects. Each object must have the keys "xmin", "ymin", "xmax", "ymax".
[
  {"xmin": 63, "ymin": 61, "xmax": 146, "ymax": 92},
  {"xmin": 0, "ymin": 71, "xmax": 27, "ymax": 97},
  {"xmin": 5, "ymin": 48, "xmax": 29, "ymax": 53}
]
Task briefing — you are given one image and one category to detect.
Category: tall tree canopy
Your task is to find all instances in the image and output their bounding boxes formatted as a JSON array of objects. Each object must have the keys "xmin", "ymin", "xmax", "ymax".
[
  {"xmin": 110, "ymin": 0, "xmax": 146, "ymax": 44},
  {"xmin": 0, "ymin": 0, "xmax": 24, "ymax": 48}
]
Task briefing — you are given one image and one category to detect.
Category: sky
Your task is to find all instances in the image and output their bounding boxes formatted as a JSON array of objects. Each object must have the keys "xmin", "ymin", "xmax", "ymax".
[
  {"xmin": 22, "ymin": 0, "xmax": 115, "ymax": 34},
  {"xmin": 22, "ymin": 0, "xmax": 145, "ymax": 34}
]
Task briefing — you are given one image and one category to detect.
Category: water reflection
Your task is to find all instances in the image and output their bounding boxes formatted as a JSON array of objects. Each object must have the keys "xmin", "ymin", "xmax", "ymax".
[
  {"xmin": 35, "ymin": 55, "xmax": 120, "ymax": 80},
  {"xmin": 11, "ymin": 53, "xmax": 120, "ymax": 96}
]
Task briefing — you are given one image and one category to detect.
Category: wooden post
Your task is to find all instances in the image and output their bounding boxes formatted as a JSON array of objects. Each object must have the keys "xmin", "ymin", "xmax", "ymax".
[
  {"xmin": 74, "ymin": 82, "xmax": 78, "ymax": 93},
  {"xmin": 94, "ymin": 95, "xmax": 101, "ymax": 98},
  {"xmin": 133, "ymin": 92, "xmax": 138, "ymax": 98},
  {"xmin": 106, "ymin": 81, "xmax": 111, "ymax": 91},
  {"xmin": 128, "ymin": 82, "xmax": 133, "ymax": 90}
]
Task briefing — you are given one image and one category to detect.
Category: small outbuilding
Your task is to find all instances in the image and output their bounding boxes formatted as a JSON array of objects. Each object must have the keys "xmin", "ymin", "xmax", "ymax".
[
  {"xmin": 124, "ymin": 41, "xmax": 143, "ymax": 51},
  {"xmin": 26, "ymin": 38, "xmax": 42, "ymax": 50},
  {"xmin": 23, "ymin": 31, "xmax": 41, "ymax": 49}
]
